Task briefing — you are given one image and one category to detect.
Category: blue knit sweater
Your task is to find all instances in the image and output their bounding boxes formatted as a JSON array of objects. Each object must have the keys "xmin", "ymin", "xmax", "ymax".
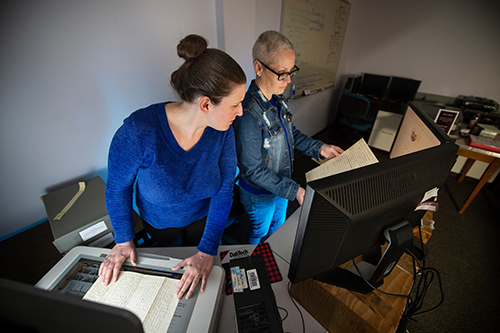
[{"xmin": 105, "ymin": 102, "xmax": 236, "ymax": 255}]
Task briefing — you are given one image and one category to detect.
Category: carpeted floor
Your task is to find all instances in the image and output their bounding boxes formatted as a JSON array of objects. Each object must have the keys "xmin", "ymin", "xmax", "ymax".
[{"xmin": 405, "ymin": 174, "xmax": 500, "ymax": 332}]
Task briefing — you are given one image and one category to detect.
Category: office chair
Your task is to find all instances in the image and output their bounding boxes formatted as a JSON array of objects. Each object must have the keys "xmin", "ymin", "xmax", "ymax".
[{"xmin": 336, "ymin": 92, "xmax": 373, "ymax": 142}]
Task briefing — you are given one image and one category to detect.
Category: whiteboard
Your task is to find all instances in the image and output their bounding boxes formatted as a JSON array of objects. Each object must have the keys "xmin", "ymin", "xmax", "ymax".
[{"xmin": 281, "ymin": 0, "xmax": 350, "ymax": 98}]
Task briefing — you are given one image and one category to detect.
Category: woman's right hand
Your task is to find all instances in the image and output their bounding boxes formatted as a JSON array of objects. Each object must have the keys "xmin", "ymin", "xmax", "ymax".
[
  {"xmin": 296, "ymin": 187, "xmax": 306, "ymax": 205},
  {"xmin": 98, "ymin": 240, "xmax": 137, "ymax": 286}
]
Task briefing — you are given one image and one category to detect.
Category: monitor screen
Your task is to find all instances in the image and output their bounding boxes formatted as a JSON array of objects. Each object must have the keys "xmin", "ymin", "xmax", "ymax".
[
  {"xmin": 359, "ymin": 73, "xmax": 391, "ymax": 99},
  {"xmin": 386, "ymin": 76, "xmax": 421, "ymax": 104},
  {"xmin": 288, "ymin": 102, "xmax": 458, "ymax": 293}
]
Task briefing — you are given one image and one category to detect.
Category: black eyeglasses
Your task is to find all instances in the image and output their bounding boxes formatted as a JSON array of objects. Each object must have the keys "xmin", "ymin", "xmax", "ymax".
[{"xmin": 258, "ymin": 60, "xmax": 299, "ymax": 81}]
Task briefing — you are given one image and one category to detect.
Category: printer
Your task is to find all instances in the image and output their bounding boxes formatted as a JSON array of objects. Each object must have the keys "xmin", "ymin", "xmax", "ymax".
[{"xmin": 458, "ymin": 95, "xmax": 498, "ymax": 113}]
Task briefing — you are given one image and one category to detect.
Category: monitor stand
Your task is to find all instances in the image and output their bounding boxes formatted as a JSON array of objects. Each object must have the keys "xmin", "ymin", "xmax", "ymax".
[{"xmin": 314, "ymin": 220, "xmax": 414, "ymax": 294}]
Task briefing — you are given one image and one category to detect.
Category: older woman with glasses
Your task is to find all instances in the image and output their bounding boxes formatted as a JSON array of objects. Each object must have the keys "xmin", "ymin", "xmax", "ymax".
[{"xmin": 233, "ymin": 30, "xmax": 344, "ymax": 244}]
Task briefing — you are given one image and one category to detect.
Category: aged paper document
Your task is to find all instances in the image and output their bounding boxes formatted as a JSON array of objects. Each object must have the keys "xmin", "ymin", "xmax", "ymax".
[
  {"xmin": 306, "ymin": 139, "xmax": 379, "ymax": 183},
  {"xmin": 83, "ymin": 271, "xmax": 180, "ymax": 333}
]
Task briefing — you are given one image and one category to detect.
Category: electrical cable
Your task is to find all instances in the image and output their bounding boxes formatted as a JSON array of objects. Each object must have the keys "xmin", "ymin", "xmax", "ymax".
[
  {"xmin": 396, "ymin": 225, "xmax": 445, "ymax": 333},
  {"xmin": 287, "ymin": 281, "xmax": 305, "ymax": 333},
  {"xmin": 281, "ymin": 224, "xmax": 443, "ymax": 332},
  {"xmin": 278, "ymin": 306, "xmax": 289, "ymax": 322},
  {"xmin": 350, "ymin": 224, "xmax": 444, "ymax": 332},
  {"xmin": 351, "ymin": 259, "xmax": 410, "ymax": 298}
]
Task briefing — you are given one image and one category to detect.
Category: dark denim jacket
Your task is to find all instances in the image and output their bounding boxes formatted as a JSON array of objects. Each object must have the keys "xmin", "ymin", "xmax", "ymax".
[{"xmin": 234, "ymin": 80, "xmax": 324, "ymax": 201}]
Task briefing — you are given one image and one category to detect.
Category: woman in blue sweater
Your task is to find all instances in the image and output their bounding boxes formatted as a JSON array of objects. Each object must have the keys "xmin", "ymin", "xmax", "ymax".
[{"xmin": 99, "ymin": 35, "xmax": 246, "ymax": 300}]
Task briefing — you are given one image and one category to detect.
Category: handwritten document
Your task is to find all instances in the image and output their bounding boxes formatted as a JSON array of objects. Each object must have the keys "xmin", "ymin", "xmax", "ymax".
[
  {"xmin": 306, "ymin": 139, "xmax": 379, "ymax": 183},
  {"xmin": 83, "ymin": 271, "xmax": 180, "ymax": 333}
]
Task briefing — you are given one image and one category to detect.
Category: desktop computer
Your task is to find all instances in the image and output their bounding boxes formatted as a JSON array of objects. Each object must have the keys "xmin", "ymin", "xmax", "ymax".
[{"xmin": 343, "ymin": 75, "xmax": 361, "ymax": 94}]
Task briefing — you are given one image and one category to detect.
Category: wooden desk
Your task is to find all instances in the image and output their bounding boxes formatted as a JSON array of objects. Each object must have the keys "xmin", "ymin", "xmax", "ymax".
[
  {"xmin": 455, "ymin": 137, "xmax": 500, "ymax": 213},
  {"xmin": 288, "ymin": 213, "xmax": 433, "ymax": 333}
]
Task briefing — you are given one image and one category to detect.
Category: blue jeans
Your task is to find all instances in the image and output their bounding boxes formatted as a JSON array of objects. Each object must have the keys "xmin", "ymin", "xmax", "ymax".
[{"xmin": 239, "ymin": 187, "xmax": 289, "ymax": 244}]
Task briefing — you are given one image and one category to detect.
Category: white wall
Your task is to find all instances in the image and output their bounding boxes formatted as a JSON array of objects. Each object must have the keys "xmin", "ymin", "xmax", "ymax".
[
  {"xmin": 0, "ymin": 0, "xmax": 341, "ymax": 240},
  {"xmin": 221, "ymin": 0, "xmax": 342, "ymax": 136},
  {"xmin": 0, "ymin": 0, "xmax": 219, "ymax": 239},
  {"xmin": 340, "ymin": 0, "xmax": 500, "ymax": 102},
  {"xmin": 2, "ymin": 0, "xmax": 499, "ymax": 240}
]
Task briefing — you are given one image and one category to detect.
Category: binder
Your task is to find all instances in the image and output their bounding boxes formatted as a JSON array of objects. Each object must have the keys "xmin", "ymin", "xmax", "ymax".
[{"xmin": 41, "ymin": 176, "xmax": 114, "ymax": 253}]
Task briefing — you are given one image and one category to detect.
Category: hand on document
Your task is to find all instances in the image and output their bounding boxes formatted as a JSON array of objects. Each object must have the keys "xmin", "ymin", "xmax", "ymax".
[
  {"xmin": 172, "ymin": 251, "xmax": 214, "ymax": 300},
  {"xmin": 296, "ymin": 187, "xmax": 306, "ymax": 206},
  {"xmin": 98, "ymin": 240, "xmax": 137, "ymax": 286},
  {"xmin": 319, "ymin": 144, "xmax": 344, "ymax": 159},
  {"xmin": 295, "ymin": 145, "xmax": 343, "ymax": 206},
  {"xmin": 306, "ymin": 139, "xmax": 379, "ymax": 183}
]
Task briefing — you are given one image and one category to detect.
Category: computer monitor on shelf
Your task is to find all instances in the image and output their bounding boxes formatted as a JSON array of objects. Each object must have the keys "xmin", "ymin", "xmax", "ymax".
[
  {"xmin": 288, "ymin": 102, "xmax": 458, "ymax": 293},
  {"xmin": 359, "ymin": 73, "xmax": 391, "ymax": 99},
  {"xmin": 386, "ymin": 76, "xmax": 421, "ymax": 104}
]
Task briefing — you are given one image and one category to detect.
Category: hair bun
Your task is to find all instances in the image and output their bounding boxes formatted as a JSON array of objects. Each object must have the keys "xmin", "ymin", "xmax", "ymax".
[{"xmin": 177, "ymin": 34, "xmax": 208, "ymax": 62}]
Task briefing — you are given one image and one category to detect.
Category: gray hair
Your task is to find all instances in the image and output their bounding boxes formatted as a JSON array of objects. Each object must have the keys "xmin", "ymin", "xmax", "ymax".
[{"xmin": 252, "ymin": 30, "xmax": 294, "ymax": 65}]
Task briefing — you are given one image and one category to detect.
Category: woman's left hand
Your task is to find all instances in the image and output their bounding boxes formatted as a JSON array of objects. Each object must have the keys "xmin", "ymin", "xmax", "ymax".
[
  {"xmin": 320, "ymin": 144, "xmax": 344, "ymax": 159},
  {"xmin": 172, "ymin": 251, "xmax": 214, "ymax": 300}
]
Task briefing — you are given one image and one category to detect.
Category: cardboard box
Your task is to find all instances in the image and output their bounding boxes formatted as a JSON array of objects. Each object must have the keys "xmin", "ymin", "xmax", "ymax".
[{"xmin": 41, "ymin": 176, "xmax": 114, "ymax": 253}]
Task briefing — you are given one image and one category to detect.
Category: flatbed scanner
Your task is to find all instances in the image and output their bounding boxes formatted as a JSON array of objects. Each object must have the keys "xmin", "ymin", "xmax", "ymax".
[{"xmin": 5, "ymin": 246, "xmax": 225, "ymax": 333}]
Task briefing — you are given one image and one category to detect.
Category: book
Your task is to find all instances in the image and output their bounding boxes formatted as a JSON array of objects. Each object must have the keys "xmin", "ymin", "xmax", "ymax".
[
  {"xmin": 306, "ymin": 138, "xmax": 379, "ymax": 183},
  {"xmin": 83, "ymin": 271, "xmax": 180, "ymax": 333},
  {"xmin": 477, "ymin": 123, "xmax": 500, "ymax": 139},
  {"xmin": 468, "ymin": 134, "xmax": 500, "ymax": 153}
]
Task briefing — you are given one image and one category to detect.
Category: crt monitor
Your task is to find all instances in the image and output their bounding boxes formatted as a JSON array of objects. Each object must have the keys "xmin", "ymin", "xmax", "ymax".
[
  {"xmin": 386, "ymin": 76, "xmax": 421, "ymax": 104},
  {"xmin": 288, "ymin": 102, "xmax": 458, "ymax": 293},
  {"xmin": 359, "ymin": 73, "xmax": 391, "ymax": 99}
]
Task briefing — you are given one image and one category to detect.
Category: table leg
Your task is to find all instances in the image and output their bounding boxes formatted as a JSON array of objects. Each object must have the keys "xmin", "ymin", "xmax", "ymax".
[
  {"xmin": 458, "ymin": 158, "xmax": 475, "ymax": 183},
  {"xmin": 459, "ymin": 158, "xmax": 500, "ymax": 214}
]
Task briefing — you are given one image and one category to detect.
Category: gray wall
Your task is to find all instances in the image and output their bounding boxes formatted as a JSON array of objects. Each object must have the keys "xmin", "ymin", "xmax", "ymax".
[
  {"xmin": 1, "ymin": 0, "xmax": 499, "ymax": 240},
  {"xmin": 0, "ymin": 0, "xmax": 219, "ymax": 238},
  {"xmin": 341, "ymin": 0, "xmax": 500, "ymax": 101}
]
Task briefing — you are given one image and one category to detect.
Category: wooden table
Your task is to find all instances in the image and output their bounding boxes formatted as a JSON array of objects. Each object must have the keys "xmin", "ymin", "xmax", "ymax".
[
  {"xmin": 455, "ymin": 137, "xmax": 500, "ymax": 213},
  {"xmin": 288, "ymin": 213, "xmax": 433, "ymax": 333}
]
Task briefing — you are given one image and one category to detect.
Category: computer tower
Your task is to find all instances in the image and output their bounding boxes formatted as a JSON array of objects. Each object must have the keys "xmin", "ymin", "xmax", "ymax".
[
  {"xmin": 344, "ymin": 75, "xmax": 361, "ymax": 94},
  {"xmin": 231, "ymin": 256, "xmax": 283, "ymax": 333}
]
